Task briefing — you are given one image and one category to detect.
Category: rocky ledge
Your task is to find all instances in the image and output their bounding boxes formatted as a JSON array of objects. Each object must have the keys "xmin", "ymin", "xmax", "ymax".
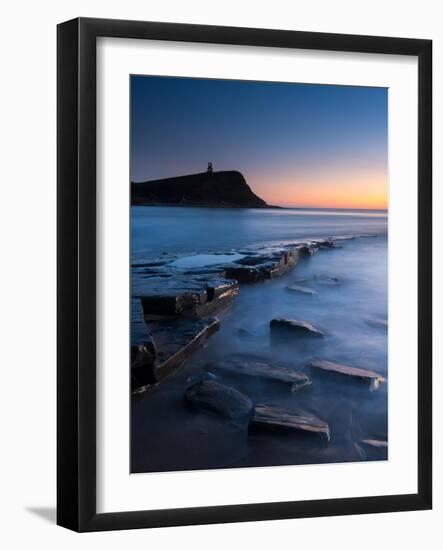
[
  {"xmin": 131, "ymin": 238, "xmax": 334, "ymax": 392},
  {"xmin": 309, "ymin": 360, "xmax": 386, "ymax": 391},
  {"xmin": 132, "ymin": 233, "xmax": 387, "ymax": 455},
  {"xmin": 131, "ymin": 235, "xmax": 384, "ymax": 397}
]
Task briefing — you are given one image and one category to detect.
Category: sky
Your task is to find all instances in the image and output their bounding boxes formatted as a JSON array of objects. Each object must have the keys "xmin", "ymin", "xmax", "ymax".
[{"xmin": 131, "ymin": 75, "xmax": 388, "ymax": 209}]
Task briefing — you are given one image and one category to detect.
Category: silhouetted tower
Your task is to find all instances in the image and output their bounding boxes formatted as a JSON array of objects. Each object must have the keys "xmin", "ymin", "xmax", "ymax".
[{"xmin": 207, "ymin": 162, "xmax": 213, "ymax": 173}]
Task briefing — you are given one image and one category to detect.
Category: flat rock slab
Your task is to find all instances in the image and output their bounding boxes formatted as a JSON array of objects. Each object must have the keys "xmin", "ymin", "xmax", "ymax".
[
  {"xmin": 131, "ymin": 338, "xmax": 157, "ymax": 391},
  {"xmin": 251, "ymin": 404, "xmax": 330, "ymax": 442},
  {"xmin": 186, "ymin": 380, "xmax": 253, "ymax": 421},
  {"xmin": 139, "ymin": 277, "xmax": 238, "ymax": 319},
  {"xmin": 309, "ymin": 360, "xmax": 385, "ymax": 391},
  {"xmin": 286, "ymin": 284, "xmax": 317, "ymax": 296},
  {"xmin": 361, "ymin": 438, "xmax": 388, "ymax": 449},
  {"xmin": 224, "ymin": 248, "xmax": 300, "ymax": 283},
  {"xmin": 313, "ymin": 274, "xmax": 340, "ymax": 286},
  {"xmin": 270, "ymin": 318, "xmax": 324, "ymax": 338},
  {"xmin": 207, "ymin": 357, "xmax": 312, "ymax": 391},
  {"xmin": 143, "ymin": 317, "xmax": 220, "ymax": 385}
]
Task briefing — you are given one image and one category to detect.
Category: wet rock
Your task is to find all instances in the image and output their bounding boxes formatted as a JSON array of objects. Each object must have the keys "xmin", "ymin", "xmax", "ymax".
[
  {"xmin": 140, "ymin": 290, "xmax": 205, "ymax": 319},
  {"xmin": 139, "ymin": 277, "xmax": 238, "ymax": 319},
  {"xmin": 224, "ymin": 248, "xmax": 300, "ymax": 283},
  {"xmin": 357, "ymin": 438, "xmax": 388, "ymax": 460},
  {"xmin": 270, "ymin": 318, "xmax": 324, "ymax": 338},
  {"xmin": 309, "ymin": 360, "xmax": 386, "ymax": 390},
  {"xmin": 186, "ymin": 380, "xmax": 253, "ymax": 421},
  {"xmin": 207, "ymin": 356, "xmax": 311, "ymax": 391},
  {"xmin": 361, "ymin": 438, "xmax": 388, "ymax": 449},
  {"xmin": 251, "ymin": 404, "xmax": 330, "ymax": 442},
  {"xmin": 132, "ymin": 260, "xmax": 168, "ymax": 268},
  {"xmin": 149, "ymin": 317, "xmax": 220, "ymax": 382},
  {"xmin": 313, "ymin": 274, "xmax": 340, "ymax": 286},
  {"xmin": 237, "ymin": 256, "xmax": 269, "ymax": 266},
  {"xmin": 318, "ymin": 244, "xmax": 342, "ymax": 250},
  {"xmin": 286, "ymin": 284, "xmax": 317, "ymax": 296},
  {"xmin": 131, "ymin": 339, "xmax": 157, "ymax": 390},
  {"xmin": 206, "ymin": 278, "xmax": 239, "ymax": 301},
  {"xmin": 224, "ymin": 265, "xmax": 262, "ymax": 283},
  {"xmin": 183, "ymin": 267, "xmax": 227, "ymax": 276},
  {"xmin": 314, "ymin": 238, "xmax": 340, "ymax": 249},
  {"xmin": 298, "ymin": 244, "xmax": 318, "ymax": 256}
]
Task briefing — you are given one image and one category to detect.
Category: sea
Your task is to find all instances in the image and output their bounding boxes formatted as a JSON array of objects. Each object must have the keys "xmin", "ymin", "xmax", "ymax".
[{"xmin": 131, "ymin": 206, "xmax": 388, "ymax": 473}]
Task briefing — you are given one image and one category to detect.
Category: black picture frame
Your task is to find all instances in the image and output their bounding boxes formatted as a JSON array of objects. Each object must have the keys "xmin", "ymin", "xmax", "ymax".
[{"xmin": 57, "ymin": 17, "xmax": 432, "ymax": 532}]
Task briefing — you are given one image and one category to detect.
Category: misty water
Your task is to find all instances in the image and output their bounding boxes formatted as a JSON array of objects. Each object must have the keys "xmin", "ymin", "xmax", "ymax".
[{"xmin": 131, "ymin": 207, "xmax": 388, "ymax": 473}]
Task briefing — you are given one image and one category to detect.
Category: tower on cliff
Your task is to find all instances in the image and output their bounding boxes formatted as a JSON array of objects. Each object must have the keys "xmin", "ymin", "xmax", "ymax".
[{"xmin": 207, "ymin": 162, "xmax": 213, "ymax": 173}]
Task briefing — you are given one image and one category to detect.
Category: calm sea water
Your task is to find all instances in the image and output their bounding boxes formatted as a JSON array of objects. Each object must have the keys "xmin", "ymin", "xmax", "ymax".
[
  {"xmin": 131, "ymin": 206, "xmax": 387, "ymax": 260},
  {"xmin": 131, "ymin": 206, "xmax": 388, "ymax": 472}
]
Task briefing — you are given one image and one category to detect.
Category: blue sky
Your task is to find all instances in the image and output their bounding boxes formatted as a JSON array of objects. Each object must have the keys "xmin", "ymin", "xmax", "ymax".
[{"xmin": 131, "ymin": 75, "xmax": 387, "ymax": 208}]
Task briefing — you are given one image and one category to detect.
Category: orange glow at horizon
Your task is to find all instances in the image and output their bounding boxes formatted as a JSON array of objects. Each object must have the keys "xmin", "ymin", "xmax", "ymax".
[{"xmin": 249, "ymin": 168, "xmax": 388, "ymax": 210}]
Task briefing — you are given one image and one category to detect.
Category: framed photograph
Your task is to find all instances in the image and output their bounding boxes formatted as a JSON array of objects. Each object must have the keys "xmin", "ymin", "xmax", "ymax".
[{"xmin": 57, "ymin": 17, "xmax": 432, "ymax": 531}]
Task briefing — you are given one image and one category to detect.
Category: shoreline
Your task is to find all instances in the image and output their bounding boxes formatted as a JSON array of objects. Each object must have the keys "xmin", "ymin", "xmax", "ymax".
[
  {"xmin": 131, "ymin": 232, "xmax": 385, "ymax": 389},
  {"xmin": 131, "ymin": 233, "xmax": 388, "ymax": 473}
]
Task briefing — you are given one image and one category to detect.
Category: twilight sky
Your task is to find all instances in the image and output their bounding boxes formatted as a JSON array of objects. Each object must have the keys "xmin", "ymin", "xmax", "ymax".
[{"xmin": 131, "ymin": 75, "xmax": 388, "ymax": 209}]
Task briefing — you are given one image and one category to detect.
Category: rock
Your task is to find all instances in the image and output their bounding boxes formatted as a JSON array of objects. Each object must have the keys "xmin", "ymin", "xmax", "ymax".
[
  {"xmin": 132, "ymin": 260, "xmax": 168, "ymax": 268},
  {"xmin": 270, "ymin": 318, "xmax": 324, "ymax": 338},
  {"xmin": 149, "ymin": 317, "xmax": 220, "ymax": 382},
  {"xmin": 357, "ymin": 438, "xmax": 388, "ymax": 460},
  {"xmin": 313, "ymin": 274, "xmax": 340, "ymax": 286},
  {"xmin": 185, "ymin": 380, "xmax": 253, "ymax": 421},
  {"xmin": 140, "ymin": 290, "xmax": 205, "ymax": 318},
  {"xmin": 207, "ymin": 357, "xmax": 311, "ymax": 391},
  {"xmin": 139, "ymin": 277, "xmax": 238, "ymax": 320},
  {"xmin": 205, "ymin": 278, "xmax": 239, "ymax": 301},
  {"xmin": 361, "ymin": 438, "xmax": 388, "ymax": 449},
  {"xmin": 286, "ymin": 284, "xmax": 317, "ymax": 296},
  {"xmin": 319, "ymin": 244, "xmax": 342, "ymax": 250},
  {"xmin": 251, "ymin": 404, "xmax": 330, "ymax": 442},
  {"xmin": 224, "ymin": 248, "xmax": 300, "ymax": 283},
  {"xmin": 309, "ymin": 360, "xmax": 385, "ymax": 390},
  {"xmin": 298, "ymin": 244, "xmax": 318, "ymax": 256},
  {"xmin": 314, "ymin": 238, "xmax": 340, "ymax": 249},
  {"xmin": 224, "ymin": 265, "xmax": 262, "ymax": 283},
  {"xmin": 131, "ymin": 340, "xmax": 157, "ymax": 391}
]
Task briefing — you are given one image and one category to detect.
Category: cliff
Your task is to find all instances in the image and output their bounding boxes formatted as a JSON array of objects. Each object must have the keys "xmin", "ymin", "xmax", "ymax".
[{"xmin": 131, "ymin": 170, "xmax": 269, "ymax": 208}]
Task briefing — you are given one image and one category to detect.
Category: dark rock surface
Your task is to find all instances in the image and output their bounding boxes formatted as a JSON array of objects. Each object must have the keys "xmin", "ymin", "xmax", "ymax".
[
  {"xmin": 224, "ymin": 249, "xmax": 299, "ymax": 282},
  {"xmin": 356, "ymin": 438, "xmax": 388, "ymax": 460},
  {"xmin": 186, "ymin": 380, "xmax": 253, "ymax": 421},
  {"xmin": 139, "ymin": 277, "xmax": 239, "ymax": 320},
  {"xmin": 309, "ymin": 360, "xmax": 385, "ymax": 390},
  {"xmin": 270, "ymin": 318, "xmax": 325, "ymax": 338},
  {"xmin": 148, "ymin": 317, "xmax": 220, "ymax": 384},
  {"xmin": 313, "ymin": 274, "xmax": 340, "ymax": 286},
  {"xmin": 132, "ymin": 237, "xmax": 341, "ymax": 390},
  {"xmin": 360, "ymin": 438, "xmax": 388, "ymax": 449},
  {"xmin": 286, "ymin": 284, "xmax": 317, "ymax": 296},
  {"xmin": 251, "ymin": 404, "xmax": 330, "ymax": 442},
  {"xmin": 207, "ymin": 356, "xmax": 311, "ymax": 391},
  {"xmin": 131, "ymin": 340, "xmax": 157, "ymax": 391},
  {"xmin": 132, "ymin": 170, "xmax": 269, "ymax": 208}
]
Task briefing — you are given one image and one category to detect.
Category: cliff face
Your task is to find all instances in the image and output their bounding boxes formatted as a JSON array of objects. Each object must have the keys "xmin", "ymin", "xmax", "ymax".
[{"xmin": 131, "ymin": 170, "xmax": 269, "ymax": 208}]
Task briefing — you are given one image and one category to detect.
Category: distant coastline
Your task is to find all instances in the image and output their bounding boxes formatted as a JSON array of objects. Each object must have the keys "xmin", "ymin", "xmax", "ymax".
[{"xmin": 131, "ymin": 169, "xmax": 282, "ymax": 209}]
